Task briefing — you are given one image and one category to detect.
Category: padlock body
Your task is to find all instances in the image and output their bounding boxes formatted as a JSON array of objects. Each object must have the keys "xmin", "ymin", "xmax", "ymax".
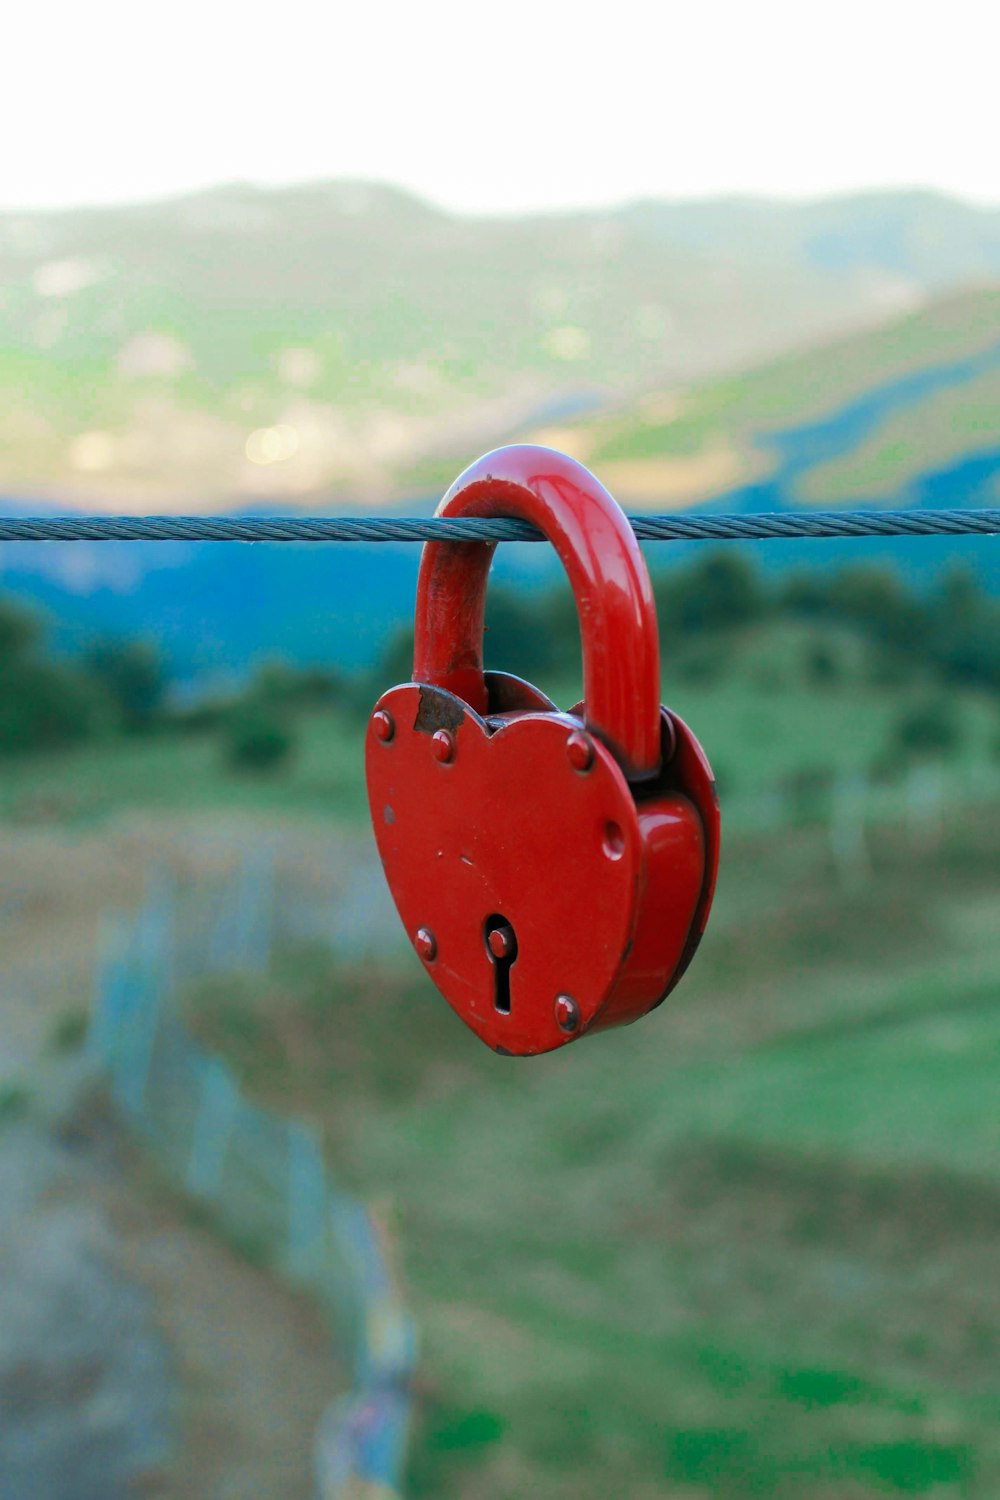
[{"xmin": 366, "ymin": 681, "xmax": 717, "ymax": 1056}]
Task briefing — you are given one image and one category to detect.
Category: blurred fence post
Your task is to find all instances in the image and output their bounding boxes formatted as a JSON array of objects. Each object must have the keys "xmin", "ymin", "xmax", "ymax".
[
  {"xmin": 288, "ymin": 1120, "xmax": 328, "ymax": 1280},
  {"xmin": 234, "ymin": 847, "xmax": 275, "ymax": 973},
  {"xmin": 89, "ymin": 858, "xmax": 415, "ymax": 1500},
  {"xmin": 87, "ymin": 919, "xmax": 125, "ymax": 1068},
  {"xmin": 112, "ymin": 960, "xmax": 154, "ymax": 1119},
  {"xmin": 185, "ymin": 1057, "xmax": 240, "ymax": 1199},
  {"xmin": 209, "ymin": 877, "xmax": 239, "ymax": 973},
  {"xmin": 115, "ymin": 884, "xmax": 172, "ymax": 1117}
]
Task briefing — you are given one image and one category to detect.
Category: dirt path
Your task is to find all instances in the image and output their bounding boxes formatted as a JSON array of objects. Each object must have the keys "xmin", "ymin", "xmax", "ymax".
[
  {"xmin": 0, "ymin": 814, "xmax": 349, "ymax": 1498},
  {"xmin": 94, "ymin": 1119, "xmax": 337, "ymax": 1500},
  {"xmin": 0, "ymin": 809, "xmax": 382, "ymax": 1067}
]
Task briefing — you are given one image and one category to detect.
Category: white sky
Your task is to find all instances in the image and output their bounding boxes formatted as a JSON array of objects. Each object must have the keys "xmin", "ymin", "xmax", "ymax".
[{"xmin": 3, "ymin": 0, "xmax": 998, "ymax": 215}]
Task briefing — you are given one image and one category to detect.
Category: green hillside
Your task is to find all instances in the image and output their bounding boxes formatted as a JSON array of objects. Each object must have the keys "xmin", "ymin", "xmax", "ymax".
[
  {"xmin": 538, "ymin": 286, "xmax": 1000, "ymax": 506},
  {"xmin": 181, "ymin": 762, "xmax": 1000, "ymax": 1500},
  {"xmin": 2, "ymin": 613, "xmax": 996, "ymax": 833},
  {"xmin": 802, "ymin": 360, "xmax": 1000, "ymax": 501},
  {"xmin": 2, "ymin": 184, "xmax": 1000, "ymax": 506},
  {"xmin": 7, "ymin": 557, "xmax": 1000, "ymax": 1496}
]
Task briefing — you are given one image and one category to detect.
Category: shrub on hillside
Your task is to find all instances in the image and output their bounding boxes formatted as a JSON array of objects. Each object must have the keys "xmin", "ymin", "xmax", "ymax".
[
  {"xmin": 656, "ymin": 551, "xmax": 767, "ymax": 636},
  {"xmin": 867, "ymin": 645, "xmax": 919, "ymax": 688},
  {"xmin": 804, "ymin": 642, "xmax": 840, "ymax": 685},
  {"xmin": 87, "ymin": 638, "xmax": 166, "ymax": 733},
  {"xmin": 253, "ymin": 660, "xmax": 341, "ymax": 709},
  {"xmin": 0, "ymin": 599, "xmax": 42, "ymax": 657},
  {"xmin": 225, "ymin": 702, "xmax": 296, "ymax": 772},
  {"xmin": 0, "ymin": 665, "xmax": 108, "ymax": 751},
  {"xmin": 0, "ymin": 599, "xmax": 111, "ymax": 752},
  {"xmin": 892, "ymin": 701, "xmax": 961, "ymax": 759},
  {"xmin": 811, "ymin": 564, "xmax": 933, "ymax": 661}
]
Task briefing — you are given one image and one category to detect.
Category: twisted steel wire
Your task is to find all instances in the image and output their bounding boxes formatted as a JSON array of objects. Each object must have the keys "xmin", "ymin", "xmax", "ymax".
[{"xmin": 0, "ymin": 509, "xmax": 996, "ymax": 543}]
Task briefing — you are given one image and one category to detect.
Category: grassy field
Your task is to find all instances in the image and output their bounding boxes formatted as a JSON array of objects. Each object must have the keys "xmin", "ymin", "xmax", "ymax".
[
  {"xmin": 0, "ymin": 708, "xmax": 369, "ymax": 827},
  {"xmin": 802, "ymin": 363, "xmax": 1000, "ymax": 503},
  {"xmin": 6, "ymin": 613, "xmax": 1000, "ymax": 1497},
  {"xmin": 184, "ymin": 806, "xmax": 1000, "ymax": 1499},
  {"xmin": 3, "ymin": 619, "xmax": 996, "ymax": 833}
]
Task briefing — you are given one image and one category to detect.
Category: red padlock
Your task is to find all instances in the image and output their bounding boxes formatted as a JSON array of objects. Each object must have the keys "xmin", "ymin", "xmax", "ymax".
[{"xmin": 366, "ymin": 445, "xmax": 719, "ymax": 1056}]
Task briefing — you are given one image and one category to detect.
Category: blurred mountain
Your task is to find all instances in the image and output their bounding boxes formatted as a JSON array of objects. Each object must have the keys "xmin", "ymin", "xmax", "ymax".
[
  {"xmin": 533, "ymin": 284, "xmax": 1000, "ymax": 507},
  {"xmin": 3, "ymin": 181, "xmax": 1000, "ymax": 507},
  {"xmin": 2, "ymin": 280, "xmax": 999, "ymax": 684}
]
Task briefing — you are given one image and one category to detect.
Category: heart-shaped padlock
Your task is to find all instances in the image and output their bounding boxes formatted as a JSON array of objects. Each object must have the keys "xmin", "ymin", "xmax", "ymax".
[{"xmin": 366, "ymin": 445, "xmax": 719, "ymax": 1056}]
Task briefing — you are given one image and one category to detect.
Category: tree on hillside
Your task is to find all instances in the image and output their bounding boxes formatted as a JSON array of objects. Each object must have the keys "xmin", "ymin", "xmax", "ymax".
[
  {"xmin": 225, "ymin": 699, "xmax": 295, "ymax": 773},
  {"xmin": 0, "ymin": 600, "xmax": 42, "ymax": 657},
  {"xmin": 824, "ymin": 566, "xmax": 918, "ymax": 646},
  {"xmin": 0, "ymin": 598, "xmax": 109, "ymax": 752},
  {"xmin": 928, "ymin": 566, "xmax": 1000, "ymax": 689},
  {"xmin": 893, "ymin": 701, "xmax": 961, "ymax": 758},
  {"xmin": 655, "ymin": 551, "xmax": 766, "ymax": 637},
  {"xmin": 88, "ymin": 639, "xmax": 166, "ymax": 733},
  {"xmin": 253, "ymin": 661, "xmax": 341, "ymax": 709}
]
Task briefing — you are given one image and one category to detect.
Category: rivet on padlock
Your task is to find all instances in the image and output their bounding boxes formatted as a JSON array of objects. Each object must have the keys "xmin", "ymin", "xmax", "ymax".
[{"xmin": 366, "ymin": 444, "xmax": 720, "ymax": 1057}]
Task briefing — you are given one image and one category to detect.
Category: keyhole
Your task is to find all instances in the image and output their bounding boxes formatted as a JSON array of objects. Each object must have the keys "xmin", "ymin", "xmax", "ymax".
[{"xmin": 484, "ymin": 914, "xmax": 518, "ymax": 1015}]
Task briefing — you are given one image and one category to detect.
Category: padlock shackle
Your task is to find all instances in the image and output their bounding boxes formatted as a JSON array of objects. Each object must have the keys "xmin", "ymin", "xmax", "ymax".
[{"xmin": 413, "ymin": 445, "xmax": 662, "ymax": 780}]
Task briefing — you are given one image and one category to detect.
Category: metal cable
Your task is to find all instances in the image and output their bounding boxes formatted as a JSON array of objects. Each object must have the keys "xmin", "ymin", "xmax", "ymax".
[{"xmin": 0, "ymin": 509, "xmax": 996, "ymax": 543}]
